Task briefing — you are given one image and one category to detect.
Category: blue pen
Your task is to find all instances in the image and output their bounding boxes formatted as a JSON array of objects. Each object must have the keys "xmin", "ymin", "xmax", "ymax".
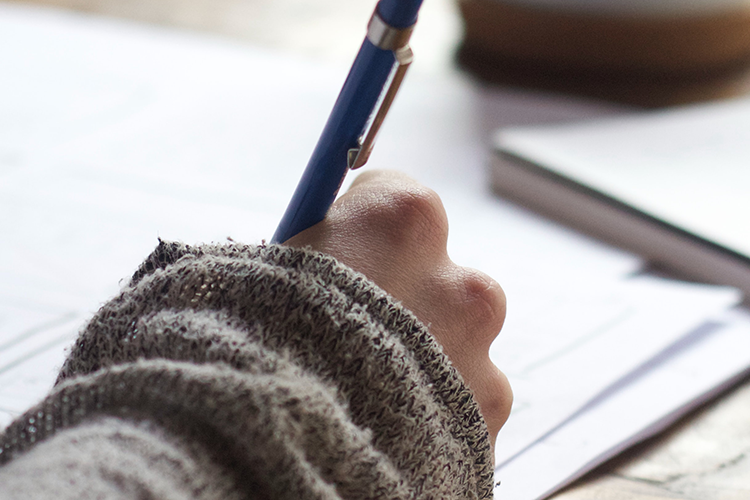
[{"xmin": 271, "ymin": 0, "xmax": 424, "ymax": 244}]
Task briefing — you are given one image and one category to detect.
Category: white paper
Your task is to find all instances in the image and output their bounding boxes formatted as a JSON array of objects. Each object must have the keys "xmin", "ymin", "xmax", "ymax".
[
  {"xmin": 493, "ymin": 278, "xmax": 740, "ymax": 466},
  {"xmin": 495, "ymin": 307, "xmax": 750, "ymax": 500},
  {"xmin": 0, "ymin": 302, "xmax": 80, "ymax": 427}
]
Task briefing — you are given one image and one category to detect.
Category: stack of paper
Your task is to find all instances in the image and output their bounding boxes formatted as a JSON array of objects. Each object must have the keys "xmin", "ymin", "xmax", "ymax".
[{"xmin": 2, "ymin": 5, "xmax": 750, "ymax": 500}]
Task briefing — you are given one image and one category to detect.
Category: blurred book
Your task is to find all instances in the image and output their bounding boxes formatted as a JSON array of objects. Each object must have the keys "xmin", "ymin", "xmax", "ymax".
[{"xmin": 493, "ymin": 97, "xmax": 750, "ymax": 298}]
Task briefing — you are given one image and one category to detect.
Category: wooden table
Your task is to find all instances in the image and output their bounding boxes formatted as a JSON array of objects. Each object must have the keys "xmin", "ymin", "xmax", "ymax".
[{"xmin": 10, "ymin": 0, "xmax": 750, "ymax": 498}]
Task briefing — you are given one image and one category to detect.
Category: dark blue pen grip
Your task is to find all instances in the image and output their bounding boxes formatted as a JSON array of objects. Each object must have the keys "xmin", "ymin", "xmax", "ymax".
[{"xmin": 271, "ymin": 39, "xmax": 397, "ymax": 244}]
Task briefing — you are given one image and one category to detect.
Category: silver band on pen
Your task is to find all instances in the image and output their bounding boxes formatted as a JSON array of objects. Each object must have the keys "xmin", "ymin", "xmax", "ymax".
[{"xmin": 367, "ymin": 11, "xmax": 414, "ymax": 50}]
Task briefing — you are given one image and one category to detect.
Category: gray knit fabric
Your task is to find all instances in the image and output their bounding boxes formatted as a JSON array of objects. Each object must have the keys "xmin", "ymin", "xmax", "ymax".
[{"xmin": 0, "ymin": 241, "xmax": 494, "ymax": 499}]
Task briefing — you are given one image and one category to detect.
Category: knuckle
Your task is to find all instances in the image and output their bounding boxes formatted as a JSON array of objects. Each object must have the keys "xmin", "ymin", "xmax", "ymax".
[
  {"xmin": 459, "ymin": 268, "xmax": 507, "ymax": 346},
  {"xmin": 479, "ymin": 366, "xmax": 513, "ymax": 432},
  {"xmin": 371, "ymin": 186, "xmax": 449, "ymax": 246}
]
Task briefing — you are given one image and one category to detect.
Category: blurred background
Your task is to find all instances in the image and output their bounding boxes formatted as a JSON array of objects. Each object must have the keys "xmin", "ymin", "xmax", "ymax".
[
  {"xmin": 12, "ymin": 0, "xmax": 750, "ymax": 106},
  {"xmin": 10, "ymin": 0, "xmax": 462, "ymax": 73}
]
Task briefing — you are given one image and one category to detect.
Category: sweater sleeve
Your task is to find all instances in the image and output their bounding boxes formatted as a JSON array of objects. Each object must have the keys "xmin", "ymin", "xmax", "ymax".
[{"xmin": 0, "ymin": 241, "xmax": 494, "ymax": 499}]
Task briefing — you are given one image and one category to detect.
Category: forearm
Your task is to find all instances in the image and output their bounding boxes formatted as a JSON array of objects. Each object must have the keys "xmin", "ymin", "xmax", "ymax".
[{"xmin": 0, "ymin": 241, "xmax": 493, "ymax": 499}]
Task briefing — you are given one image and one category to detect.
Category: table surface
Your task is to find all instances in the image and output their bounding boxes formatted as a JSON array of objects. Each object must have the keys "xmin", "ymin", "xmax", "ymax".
[{"xmin": 10, "ymin": 0, "xmax": 750, "ymax": 498}]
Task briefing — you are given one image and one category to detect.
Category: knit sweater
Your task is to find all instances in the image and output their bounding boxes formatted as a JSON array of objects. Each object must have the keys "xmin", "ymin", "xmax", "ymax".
[{"xmin": 0, "ymin": 241, "xmax": 494, "ymax": 499}]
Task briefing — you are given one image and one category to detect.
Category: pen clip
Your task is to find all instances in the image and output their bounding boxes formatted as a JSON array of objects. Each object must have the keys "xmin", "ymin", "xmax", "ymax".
[{"xmin": 348, "ymin": 14, "xmax": 414, "ymax": 170}]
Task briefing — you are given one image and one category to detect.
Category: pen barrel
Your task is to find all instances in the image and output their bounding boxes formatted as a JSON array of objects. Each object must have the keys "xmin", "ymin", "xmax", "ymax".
[{"xmin": 271, "ymin": 39, "xmax": 397, "ymax": 243}]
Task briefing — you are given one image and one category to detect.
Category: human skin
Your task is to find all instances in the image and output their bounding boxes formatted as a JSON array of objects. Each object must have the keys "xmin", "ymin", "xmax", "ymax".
[{"xmin": 285, "ymin": 170, "xmax": 513, "ymax": 446}]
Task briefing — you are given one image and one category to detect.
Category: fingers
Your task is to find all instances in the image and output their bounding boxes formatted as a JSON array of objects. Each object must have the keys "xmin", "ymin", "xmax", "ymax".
[
  {"xmin": 423, "ymin": 264, "xmax": 511, "ymax": 445},
  {"xmin": 333, "ymin": 170, "xmax": 450, "ymax": 256},
  {"xmin": 446, "ymin": 266, "xmax": 507, "ymax": 351},
  {"xmin": 284, "ymin": 170, "xmax": 512, "ymax": 444},
  {"xmin": 346, "ymin": 169, "xmax": 419, "ymax": 191},
  {"xmin": 289, "ymin": 170, "xmax": 451, "ymax": 296},
  {"xmin": 472, "ymin": 362, "xmax": 513, "ymax": 446}
]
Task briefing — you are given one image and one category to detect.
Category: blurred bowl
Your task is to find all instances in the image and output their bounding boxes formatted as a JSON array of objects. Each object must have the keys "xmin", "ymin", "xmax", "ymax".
[{"xmin": 457, "ymin": 0, "xmax": 750, "ymax": 106}]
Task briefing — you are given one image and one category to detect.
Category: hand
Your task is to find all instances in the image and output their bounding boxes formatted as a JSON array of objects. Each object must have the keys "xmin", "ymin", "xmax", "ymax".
[{"xmin": 285, "ymin": 170, "xmax": 512, "ymax": 446}]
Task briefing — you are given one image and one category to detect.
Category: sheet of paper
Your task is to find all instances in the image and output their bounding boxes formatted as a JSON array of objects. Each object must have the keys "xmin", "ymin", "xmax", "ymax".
[
  {"xmin": 495, "ymin": 306, "xmax": 750, "ymax": 500},
  {"xmin": 492, "ymin": 278, "xmax": 740, "ymax": 466},
  {"xmin": 0, "ymin": 301, "xmax": 81, "ymax": 428}
]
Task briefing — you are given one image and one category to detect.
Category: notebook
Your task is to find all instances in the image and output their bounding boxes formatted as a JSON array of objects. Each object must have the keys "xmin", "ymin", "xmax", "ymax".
[{"xmin": 493, "ymin": 97, "xmax": 750, "ymax": 298}]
